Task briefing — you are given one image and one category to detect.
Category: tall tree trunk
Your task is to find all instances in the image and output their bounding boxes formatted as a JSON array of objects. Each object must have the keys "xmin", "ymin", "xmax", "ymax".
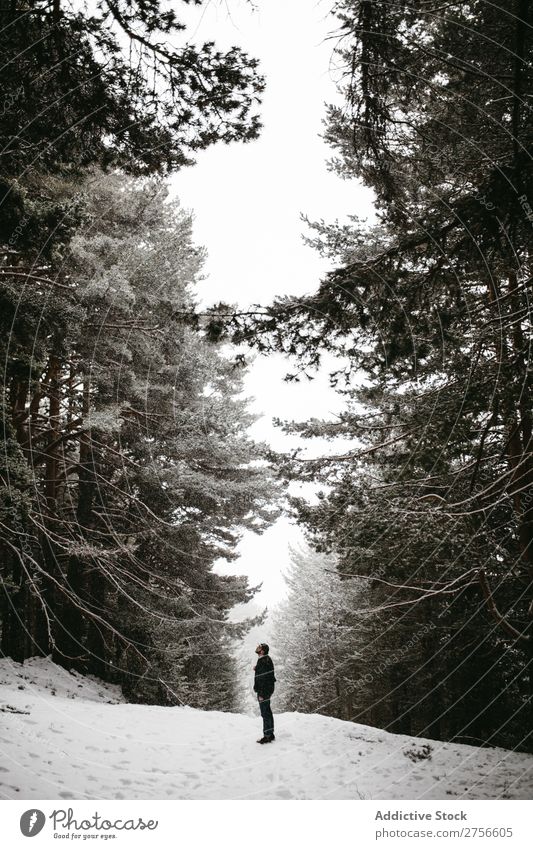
[
  {"xmin": 505, "ymin": 270, "xmax": 533, "ymax": 726},
  {"xmin": 40, "ymin": 355, "xmax": 62, "ymax": 659},
  {"xmin": 52, "ymin": 376, "xmax": 91, "ymax": 670},
  {"xmin": 0, "ymin": 546, "xmax": 26, "ymax": 661},
  {"xmin": 486, "ymin": 273, "xmax": 533, "ymax": 655},
  {"xmin": 44, "ymin": 355, "xmax": 60, "ymax": 510},
  {"xmin": 85, "ymin": 569, "xmax": 108, "ymax": 678}
]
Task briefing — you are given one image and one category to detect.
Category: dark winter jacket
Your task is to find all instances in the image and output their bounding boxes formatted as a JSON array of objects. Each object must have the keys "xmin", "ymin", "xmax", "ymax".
[{"xmin": 254, "ymin": 655, "xmax": 276, "ymax": 698}]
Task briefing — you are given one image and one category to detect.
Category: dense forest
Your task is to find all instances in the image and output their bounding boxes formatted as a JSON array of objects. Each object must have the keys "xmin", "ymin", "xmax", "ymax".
[
  {"xmin": 233, "ymin": 0, "xmax": 533, "ymax": 752},
  {"xmin": 0, "ymin": 0, "xmax": 277, "ymax": 710},
  {"xmin": 1, "ymin": 0, "xmax": 532, "ymax": 753}
]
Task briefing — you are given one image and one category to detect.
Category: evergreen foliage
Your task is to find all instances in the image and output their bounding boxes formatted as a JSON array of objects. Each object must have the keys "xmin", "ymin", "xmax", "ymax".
[
  {"xmin": 216, "ymin": 0, "xmax": 533, "ymax": 749},
  {"xmin": 0, "ymin": 171, "xmax": 278, "ymax": 707},
  {"xmin": 0, "ymin": 0, "xmax": 271, "ymax": 709}
]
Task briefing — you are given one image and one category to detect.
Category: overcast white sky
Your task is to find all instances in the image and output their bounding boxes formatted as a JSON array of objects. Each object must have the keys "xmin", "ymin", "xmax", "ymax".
[{"xmin": 171, "ymin": 0, "xmax": 375, "ymax": 609}]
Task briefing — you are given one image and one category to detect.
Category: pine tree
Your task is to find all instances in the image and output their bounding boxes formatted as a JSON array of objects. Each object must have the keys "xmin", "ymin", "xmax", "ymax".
[
  {"xmin": 1, "ymin": 172, "xmax": 279, "ymax": 710},
  {"xmin": 270, "ymin": 543, "xmax": 363, "ymax": 720},
  {"xmin": 215, "ymin": 0, "xmax": 533, "ymax": 746}
]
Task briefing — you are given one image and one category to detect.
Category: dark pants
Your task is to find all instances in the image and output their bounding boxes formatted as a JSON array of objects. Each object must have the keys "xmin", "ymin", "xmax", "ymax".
[{"xmin": 258, "ymin": 696, "xmax": 274, "ymax": 737}]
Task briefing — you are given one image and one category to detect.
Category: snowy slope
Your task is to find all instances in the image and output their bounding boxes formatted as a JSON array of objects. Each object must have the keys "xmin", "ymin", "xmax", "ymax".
[{"xmin": 0, "ymin": 657, "xmax": 532, "ymax": 801}]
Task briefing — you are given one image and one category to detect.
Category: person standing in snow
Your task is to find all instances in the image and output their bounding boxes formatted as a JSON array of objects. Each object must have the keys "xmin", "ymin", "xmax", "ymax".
[{"xmin": 253, "ymin": 643, "xmax": 276, "ymax": 744}]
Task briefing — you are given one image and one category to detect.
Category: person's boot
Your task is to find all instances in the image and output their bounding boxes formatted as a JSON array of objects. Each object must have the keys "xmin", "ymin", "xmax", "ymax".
[{"xmin": 256, "ymin": 736, "xmax": 273, "ymax": 744}]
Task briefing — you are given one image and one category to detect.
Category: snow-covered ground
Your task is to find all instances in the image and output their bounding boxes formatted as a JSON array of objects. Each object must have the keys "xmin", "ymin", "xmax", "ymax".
[{"xmin": 0, "ymin": 657, "xmax": 531, "ymax": 800}]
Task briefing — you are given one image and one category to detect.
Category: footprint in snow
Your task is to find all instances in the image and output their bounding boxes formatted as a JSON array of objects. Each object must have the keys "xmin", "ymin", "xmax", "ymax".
[{"xmin": 275, "ymin": 788, "xmax": 293, "ymax": 799}]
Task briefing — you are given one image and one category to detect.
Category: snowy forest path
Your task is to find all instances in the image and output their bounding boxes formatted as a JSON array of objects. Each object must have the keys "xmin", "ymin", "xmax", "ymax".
[{"xmin": 0, "ymin": 659, "xmax": 532, "ymax": 800}]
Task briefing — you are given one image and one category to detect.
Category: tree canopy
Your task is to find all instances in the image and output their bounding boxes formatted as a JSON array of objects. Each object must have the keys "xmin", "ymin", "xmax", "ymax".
[
  {"xmin": 215, "ymin": 0, "xmax": 533, "ymax": 749},
  {"xmin": 0, "ymin": 1, "xmax": 274, "ymax": 709}
]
